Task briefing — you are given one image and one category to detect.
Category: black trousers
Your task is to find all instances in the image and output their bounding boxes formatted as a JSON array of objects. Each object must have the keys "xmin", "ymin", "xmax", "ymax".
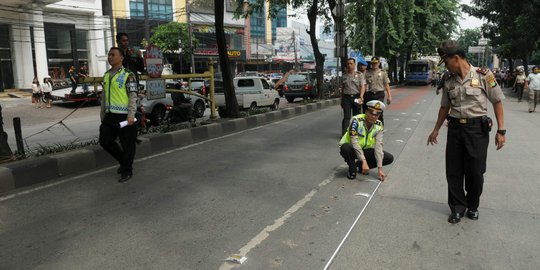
[
  {"xmin": 362, "ymin": 91, "xmax": 385, "ymax": 124},
  {"xmin": 516, "ymin": 83, "xmax": 524, "ymax": 101},
  {"xmin": 446, "ymin": 119, "xmax": 489, "ymax": 214},
  {"xmin": 339, "ymin": 143, "xmax": 394, "ymax": 171},
  {"xmin": 99, "ymin": 113, "xmax": 137, "ymax": 173},
  {"xmin": 341, "ymin": 94, "xmax": 361, "ymax": 135}
]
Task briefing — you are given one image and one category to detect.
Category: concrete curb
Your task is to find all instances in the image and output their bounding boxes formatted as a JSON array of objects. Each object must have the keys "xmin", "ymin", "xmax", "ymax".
[{"xmin": 0, "ymin": 98, "xmax": 340, "ymax": 194}]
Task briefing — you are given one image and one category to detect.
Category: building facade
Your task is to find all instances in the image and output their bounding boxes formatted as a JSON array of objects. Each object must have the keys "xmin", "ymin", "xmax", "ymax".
[{"xmin": 0, "ymin": 0, "xmax": 109, "ymax": 90}]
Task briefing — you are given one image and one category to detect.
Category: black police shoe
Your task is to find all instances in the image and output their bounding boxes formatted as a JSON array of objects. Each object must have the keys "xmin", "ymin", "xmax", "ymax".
[
  {"xmin": 119, "ymin": 171, "xmax": 133, "ymax": 183},
  {"xmin": 347, "ymin": 171, "xmax": 356, "ymax": 180},
  {"xmin": 448, "ymin": 211, "xmax": 465, "ymax": 224},
  {"xmin": 466, "ymin": 210, "xmax": 479, "ymax": 220}
]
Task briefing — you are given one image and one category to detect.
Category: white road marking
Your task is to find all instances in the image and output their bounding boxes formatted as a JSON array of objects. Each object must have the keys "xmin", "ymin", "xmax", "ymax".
[
  {"xmin": 354, "ymin": 192, "xmax": 371, "ymax": 197},
  {"xmin": 415, "ymin": 113, "xmax": 421, "ymax": 115},
  {"xmin": 393, "ymin": 118, "xmax": 400, "ymax": 121},
  {"xmin": 405, "ymin": 128, "xmax": 412, "ymax": 131},
  {"xmin": 411, "ymin": 119, "xmax": 418, "ymax": 122},
  {"xmin": 401, "ymin": 112, "xmax": 407, "ymax": 115},
  {"xmin": 218, "ymin": 167, "xmax": 341, "ymax": 270},
  {"xmin": 396, "ymin": 139, "xmax": 404, "ymax": 143}
]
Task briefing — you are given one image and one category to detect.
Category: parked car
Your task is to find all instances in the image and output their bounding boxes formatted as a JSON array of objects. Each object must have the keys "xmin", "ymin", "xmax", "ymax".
[
  {"xmin": 215, "ymin": 76, "xmax": 280, "ymax": 117},
  {"xmin": 282, "ymin": 72, "xmax": 317, "ymax": 103},
  {"xmin": 139, "ymin": 81, "xmax": 207, "ymax": 124}
]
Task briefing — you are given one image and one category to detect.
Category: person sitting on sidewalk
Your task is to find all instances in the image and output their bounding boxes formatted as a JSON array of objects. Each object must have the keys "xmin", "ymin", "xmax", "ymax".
[{"xmin": 339, "ymin": 100, "xmax": 394, "ymax": 181}]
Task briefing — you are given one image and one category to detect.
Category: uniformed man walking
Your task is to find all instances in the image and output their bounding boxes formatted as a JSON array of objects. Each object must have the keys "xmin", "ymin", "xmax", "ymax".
[
  {"xmin": 427, "ymin": 40, "xmax": 506, "ymax": 224},
  {"xmin": 525, "ymin": 66, "xmax": 540, "ymax": 112},
  {"xmin": 339, "ymin": 100, "xmax": 394, "ymax": 181},
  {"xmin": 341, "ymin": 58, "xmax": 366, "ymax": 135},
  {"xmin": 364, "ymin": 57, "xmax": 392, "ymax": 124},
  {"xmin": 99, "ymin": 47, "xmax": 139, "ymax": 182}
]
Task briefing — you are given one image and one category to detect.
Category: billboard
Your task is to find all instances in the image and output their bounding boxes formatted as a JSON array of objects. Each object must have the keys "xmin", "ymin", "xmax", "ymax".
[{"xmin": 274, "ymin": 27, "xmax": 300, "ymax": 62}]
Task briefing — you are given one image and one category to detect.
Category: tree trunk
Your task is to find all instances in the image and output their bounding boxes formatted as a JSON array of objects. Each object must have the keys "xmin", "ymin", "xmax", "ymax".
[
  {"xmin": 214, "ymin": 0, "xmax": 239, "ymax": 118},
  {"xmin": 307, "ymin": 0, "xmax": 325, "ymax": 99}
]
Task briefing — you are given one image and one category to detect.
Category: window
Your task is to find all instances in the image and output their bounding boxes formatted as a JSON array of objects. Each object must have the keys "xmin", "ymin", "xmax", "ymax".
[
  {"xmin": 130, "ymin": 0, "xmax": 172, "ymax": 20},
  {"xmin": 238, "ymin": 79, "xmax": 255, "ymax": 87},
  {"xmin": 261, "ymin": 79, "xmax": 270, "ymax": 89}
]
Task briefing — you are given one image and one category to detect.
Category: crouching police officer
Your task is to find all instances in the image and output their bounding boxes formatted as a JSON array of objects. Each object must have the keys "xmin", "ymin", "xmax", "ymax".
[
  {"xmin": 99, "ymin": 47, "xmax": 138, "ymax": 182},
  {"xmin": 427, "ymin": 40, "xmax": 506, "ymax": 224},
  {"xmin": 339, "ymin": 100, "xmax": 394, "ymax": 181}
]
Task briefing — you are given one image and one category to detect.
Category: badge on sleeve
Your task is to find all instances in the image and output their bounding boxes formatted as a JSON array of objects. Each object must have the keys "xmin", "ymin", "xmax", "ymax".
[
  {"xmin": 126, "ymin": 75, "xmax": 138, "ymax": 93},
  {"xmin": 350, "ymin": 120, "xmax": 359, "ymax": 136},
  {"xmin": 486, "ymin": 74, "xmax": 497, "ymax": 88}
]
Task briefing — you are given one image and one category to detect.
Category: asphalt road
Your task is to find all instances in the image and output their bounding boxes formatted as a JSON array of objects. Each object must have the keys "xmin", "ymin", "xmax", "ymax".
[{"xmin": 0, "ymin": 85, "xmax": 436, "ymax": 269}]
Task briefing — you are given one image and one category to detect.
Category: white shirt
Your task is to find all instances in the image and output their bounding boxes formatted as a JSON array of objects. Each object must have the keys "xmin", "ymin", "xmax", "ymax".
[
  {"xmin": 527, "ymin": 73, "xmax": 540, "ymax": 90},
  {"xmin": 31, "ymin": 83, "xmax": 41, "ymax": 94},
  {"xmin": 42, "ymin": 82, "xmax": 52, "ymax": 93}
]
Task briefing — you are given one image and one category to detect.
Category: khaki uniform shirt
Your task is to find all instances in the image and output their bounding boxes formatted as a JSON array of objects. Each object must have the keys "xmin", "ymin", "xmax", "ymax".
[
  {"xmin": 342, "ymin": 72, "xmax": 365, "ymax": 95},
  {"xmin": 441, "ymin": 65, "xmax": 505, "ymax": 118},
  {"xmin": 365, "ymin": 69, "xmax": 390, "ymax": 92}
]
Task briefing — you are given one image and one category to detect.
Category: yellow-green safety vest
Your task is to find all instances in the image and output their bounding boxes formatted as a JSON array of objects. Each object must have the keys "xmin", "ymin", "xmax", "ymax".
[
  {"xmin": 103, "ymin": 68, "xmax": 133, "ymax": 114},
  {"xmin": 339, "ymin": 114, "xmax": 383, "ymax": 149}
]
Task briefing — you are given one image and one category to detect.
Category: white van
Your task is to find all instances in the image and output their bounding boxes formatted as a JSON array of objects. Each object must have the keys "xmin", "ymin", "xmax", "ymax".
[{"xmin": 215, "ymin": 76, "xmax": 280, "ymax": 117}]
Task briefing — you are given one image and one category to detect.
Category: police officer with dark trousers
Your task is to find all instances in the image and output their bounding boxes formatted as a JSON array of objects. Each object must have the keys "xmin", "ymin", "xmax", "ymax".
[
  {"xmin": 100, "ymin": 47, "xmax": 138, "ymax": 182},
  {"xmin": 364, "ymin": 57, "xmax": 392, "ymax": 124},
  {"xmin": 341, "ymin": 58, "xmax": 366, "ymax": 135},
  {"xmin": 427, "ymin": 40, "xmax": 506, "ymax": 224},
  {"xmin": 340, "ymin": 100, "xmax": 394, "ymax": 181}
]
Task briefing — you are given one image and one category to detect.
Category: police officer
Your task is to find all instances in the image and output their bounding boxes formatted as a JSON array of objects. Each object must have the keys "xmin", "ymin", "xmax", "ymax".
[
  {"xmin": 341, "ymin": 58, "xmax": 366, "ymax": 135},
  {"xmin": 99, "ymin": 47, "xmax": 139, "ymax": 182},
  {"xmin": 364, "ymin": 57, "xmax": 392, "ymax": 124},
  {"xmin": 427, "ymin": 40, "xmax": 506, "ymax": 224},
  {"xmin": 339, "ymin": 100, "xmax": 394, "ymax": 181}
]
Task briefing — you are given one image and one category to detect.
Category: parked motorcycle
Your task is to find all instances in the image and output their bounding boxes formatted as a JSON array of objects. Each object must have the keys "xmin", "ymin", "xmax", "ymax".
[{"xmin": 161, "ymin": 92, "xmax": 196, "ymax": 126}]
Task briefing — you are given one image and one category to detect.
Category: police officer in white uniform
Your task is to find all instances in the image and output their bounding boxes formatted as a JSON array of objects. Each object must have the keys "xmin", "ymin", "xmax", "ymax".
[{"xmin": 427, "ymin": 40, "xmax": 506, "ymax": 224}]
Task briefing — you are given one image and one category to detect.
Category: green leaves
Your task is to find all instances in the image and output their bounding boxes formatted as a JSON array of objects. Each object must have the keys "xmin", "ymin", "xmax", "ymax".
[{"xmin": 149, "ymin": 22, "xmax": 198, "ymax": 57}]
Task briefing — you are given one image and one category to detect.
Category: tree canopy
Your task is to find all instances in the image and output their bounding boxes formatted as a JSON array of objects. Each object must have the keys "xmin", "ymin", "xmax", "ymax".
[{"xmin": 149, "ymin": 21, "xmax": 198, "ymax": 57}]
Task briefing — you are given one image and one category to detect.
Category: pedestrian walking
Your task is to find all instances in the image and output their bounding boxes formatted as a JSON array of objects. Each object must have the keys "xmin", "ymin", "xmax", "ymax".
[
  {"xmin": 68, "ymin": 66, "xmax": 78, "ymax": 94},
  {"xmin": 78, "ymin": 63, "xmax": 89, "ymax": 93},
  {"xmin": 99, "ymin": 47, "xmax": 138, "ymax": 182},
  {"xmin": 341, "ymin": 58, "xmax": 366, "ymax": 135},
  {"xmin": 339, "ymin": 100, "xmax": 394, "ymax": 181},
  {"xmin": 31, "ymin": 77, "xmax": 42, "ymax": 108},
  {"xmin": 363, "ymin": 57, "xmax": 392, "ymax": 124},
  {"xmin": 42, "ymin": 77, "xmax": 53, "ymax": 108},
  {"xmin": 513, "ymin": 68, "xmax": 526, "ymax": 102},
  {"xmin": 427, "ymin": 40, "xmax": 506, "ymax": 224},
  {"xmin": 525, "ymin": 66, "xmax": 540, "ymax": 113}
]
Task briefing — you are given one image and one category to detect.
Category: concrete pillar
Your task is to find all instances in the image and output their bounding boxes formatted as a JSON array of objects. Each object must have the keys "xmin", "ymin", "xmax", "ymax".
[
  {"xmin": 10, "ymin": 17, "xmax": 34, "ymax": 89},
  {"xmin": 88, "ymin": 16, "xmax": 108, "ymax": 76},
  {"xmin": 32, "ymin": 9, "xmax": 49, "ymax": 82}
]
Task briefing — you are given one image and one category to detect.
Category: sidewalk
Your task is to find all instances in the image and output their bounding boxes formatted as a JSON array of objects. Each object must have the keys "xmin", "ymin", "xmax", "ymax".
[{"xmin": 329, "ymin": 88, "xmax": 540, "ymax": 269}]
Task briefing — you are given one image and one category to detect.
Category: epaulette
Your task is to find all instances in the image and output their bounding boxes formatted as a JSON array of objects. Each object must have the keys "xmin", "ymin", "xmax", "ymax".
[{"xmin": 476, "ymin": 67, "xmax": 489, "ymax": 75}]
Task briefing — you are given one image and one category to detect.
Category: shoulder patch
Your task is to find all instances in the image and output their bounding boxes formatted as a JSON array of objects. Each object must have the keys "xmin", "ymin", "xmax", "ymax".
[
  {"xmin": 486, "ymin": 74, "xmax": 497, "ymax": 88},
  {"xmin": 476, "ymin": 67, "xmax": 489, "ymax": 75}
]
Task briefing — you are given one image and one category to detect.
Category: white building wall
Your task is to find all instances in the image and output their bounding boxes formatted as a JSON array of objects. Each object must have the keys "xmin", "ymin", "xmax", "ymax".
[{"xmin": 1, "ymin": 0, "xmax": 109, "ymax": 89}]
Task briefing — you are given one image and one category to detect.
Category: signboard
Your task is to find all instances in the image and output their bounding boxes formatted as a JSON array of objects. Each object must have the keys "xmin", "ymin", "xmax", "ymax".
[
  {"xmin": 146, "ymin": 79, "xmax": 166, "ymax": 100},
  {"xmin": 468, "ymin": 46, "xmax": 485, "ymax": 53},
  {"xmin": 274, "ymin": 27, "xmax": 300, "ymax": 62},
  {"xmin": 193, "ymin": 49, "xmax": 246, "ymax": 60},
  {"xmin": 145, "ymin": 45, "xmax": 163, "ymax": 78}
]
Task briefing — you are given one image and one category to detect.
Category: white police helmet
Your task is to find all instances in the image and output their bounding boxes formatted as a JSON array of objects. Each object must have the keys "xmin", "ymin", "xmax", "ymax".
[{"xmin": 366, "ymin": 100, "xmax": 386, "ymax": 113}]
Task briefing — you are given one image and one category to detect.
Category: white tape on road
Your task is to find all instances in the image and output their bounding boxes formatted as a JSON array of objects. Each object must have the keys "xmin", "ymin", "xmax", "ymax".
[{"xmin": 218, "ymin": 166, "xmax": 344, "ymax": 270}]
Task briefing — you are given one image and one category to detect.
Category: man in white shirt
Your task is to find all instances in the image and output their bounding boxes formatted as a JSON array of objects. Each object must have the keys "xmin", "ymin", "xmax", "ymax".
[{"xmin": 525, "ymin": 66, "xmax": 540, "ymax": 113}]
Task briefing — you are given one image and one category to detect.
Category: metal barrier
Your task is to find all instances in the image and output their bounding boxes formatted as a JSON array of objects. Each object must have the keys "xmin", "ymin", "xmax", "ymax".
[{"xmin": 81, "ymin": 61, "xmax": 217, "ymax": 120}]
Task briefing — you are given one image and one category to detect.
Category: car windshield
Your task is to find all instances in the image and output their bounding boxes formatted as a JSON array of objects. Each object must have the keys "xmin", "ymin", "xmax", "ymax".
[
  {"xmin": 287, "ymin": 74, "xmax": 307, "ymax": 82},
  {"xmin": 190, "ymin": 81, "xmax": 204, "ymax": 89}
]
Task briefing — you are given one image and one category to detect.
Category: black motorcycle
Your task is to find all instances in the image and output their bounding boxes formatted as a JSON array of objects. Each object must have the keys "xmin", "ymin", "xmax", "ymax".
[{"xmin": 162, "ymin": 92, "xmax": 196, "ymax": 126}]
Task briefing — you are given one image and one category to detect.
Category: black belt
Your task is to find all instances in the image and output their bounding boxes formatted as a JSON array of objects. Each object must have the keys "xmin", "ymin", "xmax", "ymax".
[
  {"xmin": 447, "ymin": 116, "xmax": 483, "ymax": 125},
  {"xmin": 366, "ymin": 90, "xmax": 383, "ymax": 94}
]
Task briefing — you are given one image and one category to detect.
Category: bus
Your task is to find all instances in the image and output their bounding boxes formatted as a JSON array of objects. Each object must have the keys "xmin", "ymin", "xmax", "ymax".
[{"xmin": 406, "ymin": 59, "xmax": 436, "ymax": 85}]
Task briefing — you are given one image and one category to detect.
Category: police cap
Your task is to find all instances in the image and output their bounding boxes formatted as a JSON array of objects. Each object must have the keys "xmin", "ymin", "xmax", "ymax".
[
  {"xmin": 366, "ymin": 100, "xmax": 386, "ymax": 114},
  {"xmin": 371, "ymin": 56, "xmax": 380, "ymax": 63}
]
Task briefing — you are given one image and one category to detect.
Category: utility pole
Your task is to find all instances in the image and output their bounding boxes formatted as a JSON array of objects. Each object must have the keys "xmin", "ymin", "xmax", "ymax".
[
  {"xmin": 372, "ymin": 0, "xmax": 376, "ymax": 56},
  {"xmin": 187, "ymin": 1, "xmax": 196, "ymax": 73},
  {"xmin": 0, "ymin": 104, "xmax": 13, "ymax": 162},
  {"xmin": 256, "ymin": 37, "xmax": 259, "ymax": 72},
  {"xmin": 293, "ymin": 30, "xmax": 298, "ymax": 70},
  {"xmin": 143, "ymin": 0, "xmax": 150, "ymax": 42}
]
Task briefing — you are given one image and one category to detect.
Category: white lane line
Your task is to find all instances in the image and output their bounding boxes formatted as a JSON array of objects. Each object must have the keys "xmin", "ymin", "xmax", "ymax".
[
  {"xmin": 396, "ymin": 139, "xmax": 404, "ymax": 143},
  {"xmin": 393, "ymin": 118, "xmax": 400, "ymax": 121},
  {"xmin": 322, "ymin": 176, "xmax": 383, "ymax": 270},
  {"xmin": 405, "ymin": 128, "xmax": 412, "ymax": 131},
  {"xmin": 401, "ymin": 112, "xmax": 407, "ymax": 115},
  {"xmin": 0, "ymin": 115, "xmax": 308, "ymax": 202},
  {"xmin": 415, "ymin": 113, "xmax": 421, "ymax": 115},
  {"xmin": 218, "ymin": 166, "xmax": 342, "ymax": 270},
  {"xmin": 410, "ymin": 119, "xmax": 418, "ymax": 122}
]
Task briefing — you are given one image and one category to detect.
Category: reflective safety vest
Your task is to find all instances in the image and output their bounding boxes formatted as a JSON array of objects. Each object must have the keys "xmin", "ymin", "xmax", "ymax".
[
  {"xmin": 339, "ymin": 114, "xmax": 383, "ymax": 149},
  {"xmin": 103, "ymin": 68, "xmax": 133, "ymax": 114}
]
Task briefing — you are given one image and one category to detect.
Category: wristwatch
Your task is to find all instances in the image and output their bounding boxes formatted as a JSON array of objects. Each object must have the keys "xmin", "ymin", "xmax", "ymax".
[{"xmin": 497, "ymin": 129, "xmax": 506, "ymax": 135}]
